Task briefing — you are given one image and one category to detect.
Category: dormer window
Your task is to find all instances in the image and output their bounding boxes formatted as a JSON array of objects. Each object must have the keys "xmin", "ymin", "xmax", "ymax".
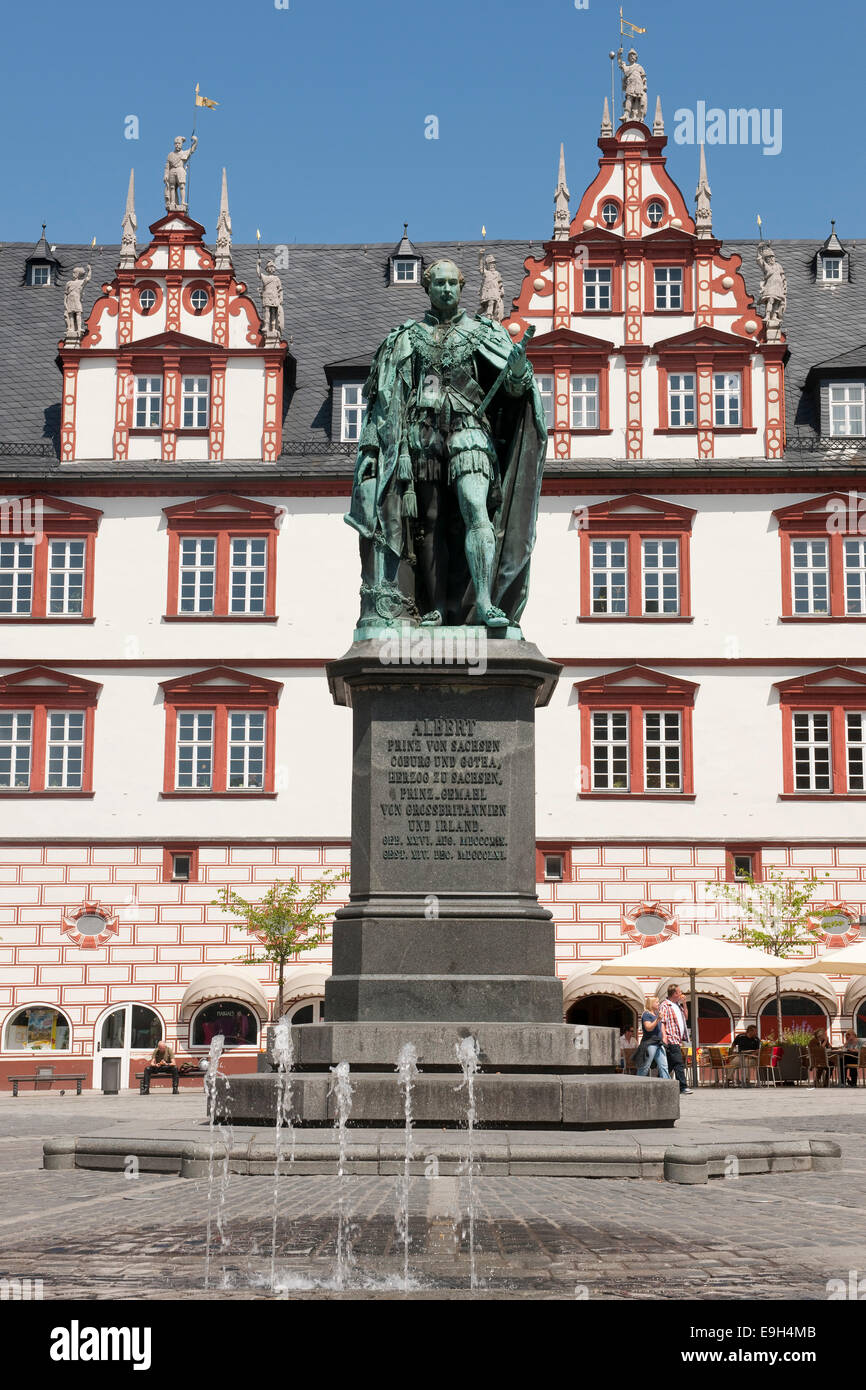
[
  {"xmin": 341, "ymin": 383, "xmax": 367, "ymax": 442},
  {"xmin": 389, "ymin": 223, "xmax": 422, "ymax": 286},
  {"xmin": 821, "ymin": 256, "xmax": 843, "ymax": 283},
  {"xmin": 830, "ymin": 384, "xmax": 865, "ymax": 438},
  {"xmin": 29, "ymin": 265, "xmax": 51, "ymax": 286},
  {"xmin": 817, "ymin": 221, "xmax": 849, "ymax": 284},
  {"xmin": 25, "ymin": 225, "xmax": 60, "ymax": 288}
]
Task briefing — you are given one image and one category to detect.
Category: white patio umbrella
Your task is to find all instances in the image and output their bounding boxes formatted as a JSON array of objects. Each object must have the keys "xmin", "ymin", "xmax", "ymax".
[
  {"xmin": 595, "ymin": 934, "xmax": 793, "ymax": 1089},
  {"xmin": 789, "ymin": 941, "xmax": 866, "ymax": 975}
]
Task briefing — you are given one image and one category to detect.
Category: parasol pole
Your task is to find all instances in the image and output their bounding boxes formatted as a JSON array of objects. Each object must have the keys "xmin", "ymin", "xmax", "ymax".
[{"xmin": 690, "ymin": 967, "xmax": 700, "ymax": 1089}]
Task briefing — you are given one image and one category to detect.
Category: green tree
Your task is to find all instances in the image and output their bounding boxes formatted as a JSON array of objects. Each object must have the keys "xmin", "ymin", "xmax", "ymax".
[
  {"xmin": 707, "ymin": 868, "xmax": 829, "ymax": 1038},
  {"xmin": 213, "ymin": 871, "xmax": 348, "ymax": 1021}
]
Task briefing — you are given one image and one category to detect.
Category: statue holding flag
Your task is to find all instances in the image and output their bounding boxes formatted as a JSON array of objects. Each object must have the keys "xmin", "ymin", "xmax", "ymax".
[
  {"xmin": 163, "ymin": 135, "xmax": 197, "ymax": 213},
  {"xmin": 617, "ymin": 46, "xmax": 647, "ymax": 123}
]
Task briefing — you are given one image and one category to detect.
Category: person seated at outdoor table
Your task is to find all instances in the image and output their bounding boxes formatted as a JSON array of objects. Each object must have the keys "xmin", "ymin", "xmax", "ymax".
[
  {"xmin": 725, "ymin": 1025, "xmax": 760, "ymax": 1079},
  {"xmin": 809, "ymin": 1029, "xmax": 830, "ymax": 1087},
  {"xmin": 835, "ymin": 1029, "xmax": 859, "ymax": 1087},
  {"xmin": 634, "ymin": 996, "xmax": 670, "ymax": 1080},
  {"xmin": 142, "ymin": 1040, "xmax": 179, "ymax": 1094},
  {"xmin": 620, "ymin": 1026, "xmax": 637, "ymax": 1049}
]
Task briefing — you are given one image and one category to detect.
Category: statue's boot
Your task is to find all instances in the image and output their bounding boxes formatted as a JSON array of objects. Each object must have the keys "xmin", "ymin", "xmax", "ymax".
[{"xmin": 465, "ymin": 522, "xmax": 501, "ymax": 625}]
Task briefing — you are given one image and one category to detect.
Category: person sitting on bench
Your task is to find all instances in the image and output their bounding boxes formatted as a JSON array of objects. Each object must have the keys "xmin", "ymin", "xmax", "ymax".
[{"xmin": 142, "ymin": 1041, "xmax": 179, "ymax": 1094}]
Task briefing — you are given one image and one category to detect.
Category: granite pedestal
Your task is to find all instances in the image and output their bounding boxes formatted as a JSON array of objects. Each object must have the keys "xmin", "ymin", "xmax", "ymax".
[{"xmin": 223, "ymin": 638, "xmax": 679, "ymax": 1129}]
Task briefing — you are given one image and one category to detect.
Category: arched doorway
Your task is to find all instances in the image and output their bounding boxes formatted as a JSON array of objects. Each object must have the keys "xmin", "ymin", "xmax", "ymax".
[
  {"xmin": 286, "ymin": 998, "xmax": 325, "ymax": 1025},
  {"xmin": 94, "ymin": 1003, "xmax": 163, "ymax": 1088},
  {"xmin": 695, "ymin": 996, "xmax": 734, "ymax": 1045},
  {"xmin": 759, "ymin": 995, "xmax": 829, "ymax": 1039},
  {"xmin": 566, "ymin": 994, "xmax": 635, "ymax": 1032}
]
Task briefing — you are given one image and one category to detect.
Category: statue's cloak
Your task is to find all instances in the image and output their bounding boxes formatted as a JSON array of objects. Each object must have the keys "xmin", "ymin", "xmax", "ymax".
[{"xmin": 345, "ymin": 313, "xmax": 547, "ymax": 626}]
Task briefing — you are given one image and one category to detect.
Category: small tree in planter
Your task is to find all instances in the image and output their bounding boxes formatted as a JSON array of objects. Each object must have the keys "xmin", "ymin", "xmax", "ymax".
[
  {"xmin": 213, "ymin": 870, "xmax": 348, "ymax": 1021},
  {"xmin": 707, "ymin": 868, "xmax": 829, "ymax": 1039}
]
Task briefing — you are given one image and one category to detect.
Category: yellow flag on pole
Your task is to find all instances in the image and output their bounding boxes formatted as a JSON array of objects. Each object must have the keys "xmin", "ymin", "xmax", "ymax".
[
  {"xmin": 194, "ymin": 83, "xmax": 219, "ymax": 109},
  {"xmin": 620, "ymin": 8, "xmax": 646, "ymax": 36}
]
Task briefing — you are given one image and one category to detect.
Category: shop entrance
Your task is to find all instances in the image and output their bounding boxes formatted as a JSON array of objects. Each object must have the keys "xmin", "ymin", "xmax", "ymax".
[{"xmin": 93, "ymin": 1004, "xmax": 163, "ymax": 1089}]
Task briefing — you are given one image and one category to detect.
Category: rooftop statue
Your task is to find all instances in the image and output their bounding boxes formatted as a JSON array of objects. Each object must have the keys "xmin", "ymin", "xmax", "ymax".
[
  {"xmin": 617, "ymin": 46, "xmax": 647, "ymax": 123},
  {"xmin": 163, "ymin": 135, "xmax": 197, "ymax": 213},
  {"xmin": 478, "ymin": 252, "xmax": 505, "ymax": 322},
  {"xmin": 756, "ymin": 243, "xmax": 787, "ymax": 339},
  {"xmin": 63, "ymin": 265, "xmax": 92, "ymax": 342},
  {"xmin": 256, "ymin": 255, "xmax": 284, "ymax": 342},
  {"xmin": 345, "ymin": 258, "xmax": 546, "ymax": 633}
]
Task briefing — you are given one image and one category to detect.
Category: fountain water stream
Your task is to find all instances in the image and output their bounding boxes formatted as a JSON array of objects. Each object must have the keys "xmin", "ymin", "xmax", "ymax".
[
  {"xmin": 454, "ymin": 1035, "xmax": 481, "ymax": 1291},
  {"xmin": 269, "ymin": 1017, "xmax": 295, "ymax": 1291},
  {"xmin": 329, "ymin": 1060, "xmax": 355, "ymax": 1290},
  {"xmin": 395, "ymin": 1042, "xmax": 419, "ymax": 1290},
  {"xmin": 202, "ymin": 1033, "xmax": 226, "ymax": 1290}
]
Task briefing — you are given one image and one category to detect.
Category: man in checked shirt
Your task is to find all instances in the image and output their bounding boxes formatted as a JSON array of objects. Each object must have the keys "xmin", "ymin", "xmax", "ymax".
[{"xmin": 659, "ymin": 984, "xmax": 694, "ymax": 1095}]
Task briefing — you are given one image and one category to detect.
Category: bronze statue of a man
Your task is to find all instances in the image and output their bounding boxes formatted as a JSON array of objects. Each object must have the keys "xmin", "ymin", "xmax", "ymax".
[
  {"xmin": 345, "ymin": 259, "xmax": 546, "ymax": 632},
  {"xmin": 164, "ymin": 135, "xmax": 197, "ymax": 212}
]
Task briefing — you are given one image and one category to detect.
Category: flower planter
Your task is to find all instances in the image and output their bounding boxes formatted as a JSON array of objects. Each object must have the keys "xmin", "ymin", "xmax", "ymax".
[{"xmin": 775, "ymin": 1043, "xmax": 806, "ymax": 1084}]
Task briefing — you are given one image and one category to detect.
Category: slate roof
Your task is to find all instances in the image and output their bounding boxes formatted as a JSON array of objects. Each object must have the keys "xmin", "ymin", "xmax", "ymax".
[{"xmin": 0, "ymin": 233, "xmax": 863, "ymax": 481}]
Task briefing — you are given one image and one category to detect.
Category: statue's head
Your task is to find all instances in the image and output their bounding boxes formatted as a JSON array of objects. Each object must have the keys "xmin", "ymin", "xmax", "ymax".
[
  {"xmin": 764, "ymin": 249, "xmax": 776, "ymax": 264},
  {"xmin": 628, "ymin": 48, "xmax": 638, "ymax": 61},
  {"xmin": 265, "ymin": 261, "xmax": 276, "ymax": 274},
  {"xmin": 174, "ymin": 136, "xmax": 184, "ymax": 151},
  {"xmin": 72, "ymin": 266, "xmax": 85, "ymax": 279},
  {"xmin": 423, "ymin": 259, "xmax": 464, "ymax": 313},
  {"xmin": 484, "ymin": 255, "xmax": 496, "ymax": 269}
]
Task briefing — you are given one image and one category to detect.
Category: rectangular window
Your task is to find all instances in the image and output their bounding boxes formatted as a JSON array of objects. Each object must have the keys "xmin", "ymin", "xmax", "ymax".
[
  {"xmin": 228, "ymin": 711, "xmax": 266, "ymax": 789},
  {"xmin": 341, "ymin": 383, "xmax": 367, "ymax": 443},
  {"xmin": 844, "ymin": 540, "xmax": 866, "ymax": 615},
  {"xmin": 47, "ymin": 540, "xmax": 86, "ymax": 616},
  {"xmin": 591, "ymin": 711, "xmax": 629, "ymax": 791},
  {"xmin": 30, "ymin": 265, "xmax": 50, "ymax": 286},
  {"xmin": 181, "ymin": 376, "xmax": 209, "ymax": 429},
  {"xmin": 668, "ymin": 374, "xmax": 696, "ymax": 428},
  {"xmin": 178, "ymin": 538, "xmax": 216, "ymax": 614},
  {"xmin": 791, "ymin": 539, "xmax": 830, "ymax": 615},
  {"xmin": 176, "ymin": 711, "xmax": 214, "ymax": 790},
  {"xmin": 642, "ymin": 539, "xmax": 680, "ymax": 615},
  {"xmin": 792, "ymin": 712, "xmax": 832, "ymax": 792},
  {"xmin": 393, "ymin": 259, "xmax": 418, "ymax": 283},
  {"xmin": 654, "ymin": 267, "xmax": 683, "ymax": 311},
  {"xmin": 644, "ymin": 711, "xmax": 682, "ymax": 791},
  {"xmin": 0, "ymin": 712, "xmax": 32, "ymax": 789},
  {"xmin": 733, "ymin": 854, "xmax": 754, "ymax": 881},
  {"xmin": 571, "ymin": 375, "xmax": 599, "ymax": 430},
  {"xmin": 229, "ymin": 538, "xmax": 267, "ymax": 615},
  {"xmin": 45, "ymin": 711, "xmax": 85, "ymax": 789},
  {"xmin": 590, "ymin": 539, "xmax": 627, "ymax": 615},
  {"xmin": 583, "ymin": 268, "xmax": 612, "ymax": 311},
  {"xmin": 822, "ymin": 256, "xmax": 843, "ymax": 282},
  {"xmin": 537, "ymin": 374, "xmax": 554, "ymax": 430},
  {"xmin": 134, "ymin": 376, "xmax": 162, "ymax": 428},
  {"xmin": 830, "ymin": 383, "xmax": 865, "ymax": 437},
  {"xmin": 543, "ymin": 853, "xmax": 564, "ymax": 881},
  {"xmin": 713, "ymin": 372, "xmax": 741, "ymax": 427},
  {"xmin": 847, "ymin": 713, "xmax": 866, "ymax": 793},
  {"xmin": 0, "ymin": 541, "xmax": 34, "ymax": 615},
  {"xmin": 171, "ymin": 853, "xmax": 192, "ymax": 882}
]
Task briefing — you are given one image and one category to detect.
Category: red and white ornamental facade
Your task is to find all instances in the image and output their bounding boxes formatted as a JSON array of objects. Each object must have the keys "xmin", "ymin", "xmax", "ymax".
[{"xmin": 2, "ymin": 103, "xmax": 865, "ymax": 1087}]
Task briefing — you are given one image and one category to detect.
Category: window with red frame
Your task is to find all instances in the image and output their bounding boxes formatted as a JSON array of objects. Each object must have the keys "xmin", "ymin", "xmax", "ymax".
[
  {"xmin": 655, "ymin": 330, "xmax": 753, "ymax": 434},
  {"xmin": 160, "ymin": 667, "xmax": 282, "ymax": 796},
  {"xmin": 163, "ymin": 494, "xmax": 281, "ymax": 619},
  {"xmin": 576, "ymin": 666, "xmax": 697, "ymax": 797},
  {"xmin": 725, "ymin": 847, "xmax": 763, "ymax": 883},
  {"xmin": 775, "ymin": 494, "xmax": 866, "ymax": 618},
  {"xmin": 0, "ymin": 496, "xmax": 100, "ymax": 620},
  {"xmin": 0, "ymin": 667, "xmax": 99, "ymax": 794},
  {"xmin": 776, "ymin": 668, "xmax": 866, "ymax": 796},
  {"xmin": 578, "ymin": 494, "xmax": 695, "ymax": 620}
]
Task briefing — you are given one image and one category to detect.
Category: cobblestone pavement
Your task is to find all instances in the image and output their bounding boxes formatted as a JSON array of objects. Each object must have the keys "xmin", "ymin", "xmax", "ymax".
[{"xmin": 1, "ymin": 1089, "xmax": 865, "ymax": 1300}]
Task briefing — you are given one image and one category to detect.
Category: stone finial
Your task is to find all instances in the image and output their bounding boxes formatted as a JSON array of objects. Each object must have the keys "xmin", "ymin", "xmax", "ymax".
[
  {"xmin": 215, "ymin": 167, "xmax": 233, "ymax": 270},
  {"xmin": 756, "ymin": 241, "xmax": 787, "ymax": 341},
  {"xmin": 601, "ymin": 96, "xmax": 613, "ymax": 137},
  {"xmin": 119, "ymin": 169, "xmax": 137, "ymax": 269},
  {"xmin": 553, "ymin": 143, "xmax": 570, "ymax": 241},
  {"xmin": 695, "ymin": 143, "xmax": 713, "ymax": 239},
  {"xmin": 653, "ymin": 95, "xmax": 664, "ymax": 136}
]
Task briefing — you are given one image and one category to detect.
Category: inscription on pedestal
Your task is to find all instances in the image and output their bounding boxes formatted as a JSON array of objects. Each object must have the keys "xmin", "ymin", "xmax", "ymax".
[{"xmin": 379, "ymin": 717, "xmax": 509, "ymax": 866}]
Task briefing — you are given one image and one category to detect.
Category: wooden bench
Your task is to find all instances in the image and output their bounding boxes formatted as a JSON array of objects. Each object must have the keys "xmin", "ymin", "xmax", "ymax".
[
  {"xmin": 10, "ymin": 1065, "xmax": 86, "ymax": 1096},
  {"xmin": 135, "ymin": 1066, "xmax": 203, "ymax": 1094}
]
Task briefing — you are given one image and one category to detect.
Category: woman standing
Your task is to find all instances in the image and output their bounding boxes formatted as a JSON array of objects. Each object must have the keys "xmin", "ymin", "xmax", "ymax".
[{"xmin": 636, "ymin": 995, "xmax": 670, "ymax": 1079}]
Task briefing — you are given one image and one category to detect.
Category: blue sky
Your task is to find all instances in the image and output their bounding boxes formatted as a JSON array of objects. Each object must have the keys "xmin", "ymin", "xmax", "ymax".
[{"xmin": 1, "ymin": 0, "xmax": 862, "ymax": 247}]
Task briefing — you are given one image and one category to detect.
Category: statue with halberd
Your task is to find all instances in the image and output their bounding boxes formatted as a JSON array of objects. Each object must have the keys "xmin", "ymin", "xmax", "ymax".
[{"xmin": 345, "ymin": 259, "xmax": 546, "ymax": 634}]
